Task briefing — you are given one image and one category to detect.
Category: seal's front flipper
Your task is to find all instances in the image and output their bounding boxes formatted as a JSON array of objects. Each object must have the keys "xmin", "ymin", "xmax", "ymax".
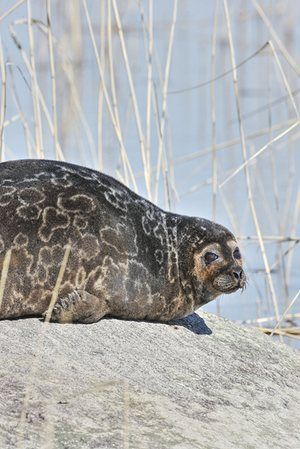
[{"xmin": 47, "ymin": 290, "xmax": 109, "ymax": 324}]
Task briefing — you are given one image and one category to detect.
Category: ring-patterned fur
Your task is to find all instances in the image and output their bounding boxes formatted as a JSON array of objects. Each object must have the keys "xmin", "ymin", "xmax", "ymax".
[{"xmin": 0, "ymin": 159, "xmax": 239, "ymax": 323}]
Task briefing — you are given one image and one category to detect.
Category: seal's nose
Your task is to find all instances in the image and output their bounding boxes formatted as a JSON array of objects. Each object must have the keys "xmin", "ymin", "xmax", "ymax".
[{"xmin": 232, "ymin": 267, "xmax": 244, "ymax": 282}]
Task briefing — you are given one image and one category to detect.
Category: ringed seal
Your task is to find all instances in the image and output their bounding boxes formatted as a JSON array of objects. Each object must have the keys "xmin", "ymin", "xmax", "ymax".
[{"xmin": 0, "ymin": 160, "xmax": 246, "ymax": 324}]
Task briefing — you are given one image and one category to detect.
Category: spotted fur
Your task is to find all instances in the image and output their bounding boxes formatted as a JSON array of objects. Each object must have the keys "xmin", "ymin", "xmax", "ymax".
[{"xmin": 0, "ymin": 159, "xmax": 242, "ymax": 323}]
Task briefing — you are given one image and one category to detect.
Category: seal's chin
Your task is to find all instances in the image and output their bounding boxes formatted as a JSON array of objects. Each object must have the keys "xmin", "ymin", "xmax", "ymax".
[{"xmin": 217, "ymin": 284, "xmax": 241, "ymax": 294}]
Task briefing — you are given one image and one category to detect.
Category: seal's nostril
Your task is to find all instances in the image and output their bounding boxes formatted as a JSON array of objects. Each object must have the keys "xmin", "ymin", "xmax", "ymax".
[{"xmin": 233, "ymin": 268, "xmax": 243, "ymax": 281}]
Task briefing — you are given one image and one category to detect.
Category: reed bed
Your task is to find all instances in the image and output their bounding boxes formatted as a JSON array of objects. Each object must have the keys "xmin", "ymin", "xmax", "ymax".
[{"xmin": 0, "ymin": 0, "xmax": 299, "ymax": 347}]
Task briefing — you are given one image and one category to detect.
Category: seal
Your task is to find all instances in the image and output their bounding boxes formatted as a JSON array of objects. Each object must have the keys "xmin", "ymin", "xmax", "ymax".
[{"xmin": 0, "ymin": 159, "xmax": 246, "ymax": 323}]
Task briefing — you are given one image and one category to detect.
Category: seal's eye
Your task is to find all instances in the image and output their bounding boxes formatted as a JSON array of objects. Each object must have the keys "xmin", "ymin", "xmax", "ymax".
[
  {"xmin": 233, "ymin": 248, "xmax": 241, "ymax": 259},
  {"xmin": 204, "ymin": 252, "xmax": 219, "ymax": 265}
]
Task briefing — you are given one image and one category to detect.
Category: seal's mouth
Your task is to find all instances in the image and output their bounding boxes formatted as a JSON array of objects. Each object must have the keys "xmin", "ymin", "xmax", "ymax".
[{"xmin": 212, "ymin": 273, "xmax": 246, "ymax": 294}]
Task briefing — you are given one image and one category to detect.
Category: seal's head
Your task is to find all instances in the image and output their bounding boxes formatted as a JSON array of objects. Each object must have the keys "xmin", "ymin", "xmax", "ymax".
[
  {"xmin": 177, "ymin": 216, "xmax": 246, "ymax": 305},
  {"xmin": 193, "ymin": 237, "xmax": 246, "ymax": 295}
]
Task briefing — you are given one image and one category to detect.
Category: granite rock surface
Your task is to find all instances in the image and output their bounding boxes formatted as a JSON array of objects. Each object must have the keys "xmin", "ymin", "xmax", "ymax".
[{"xmin": 0, "ymin": 312, "xmax": 299, "ymax": 449}]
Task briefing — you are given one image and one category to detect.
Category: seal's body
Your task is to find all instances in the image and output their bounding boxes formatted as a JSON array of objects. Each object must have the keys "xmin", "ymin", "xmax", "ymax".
[{"xmin": 0, "ymin": 160, "xmax": 245, "ymax": 323}]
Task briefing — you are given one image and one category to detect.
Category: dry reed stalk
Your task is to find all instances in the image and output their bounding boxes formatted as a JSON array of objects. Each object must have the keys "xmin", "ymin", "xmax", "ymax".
[
  {"xmin": 136, "ymin": 0, "xmax": 154, "ymax": 180},
  {"xmin": 266, "ymin": 49, "xmax": 279, "ymax": 231},
  {"xmin": 3, "ymin": 113, "xmax": 19, "ymax": 128},
  {"xmin": 265, "ymin": 43, "xmax": 287, "ymax": 303},
  {"xmin": 27, "ymin": 0, "xmax": 44, "ymax": 158},
  {"xmin": 32, "ymin": 19, "xmax": 98, "ymax": 164},
  {"xmin": 279, "ymin": 327, "xmax": 300, "ymax": 335},
  {"xmin": 139, "ymin": 0, "xmax": 168, "ymax": 93},
  {"xmin": 270, "ymin": 241, "xmax": 299, "ymax": 274},
  {"xmin": 0, "ymin": 37, "xmax": 6, "ymax": 160},
  {"xmin": 219, "ymin": 120, "xmax": 299, "ymax": 188},
  {"xmin": 165, "ymin": 127, "xmax": 177, "ymax": 208},
  {"xmin": 280, "ymin": 162, "xmax": 296, "ymax": 234},
  {"xmin": 258, "ymin": 326, "xmax": 300, "ymax": 339},
  {"xmin": 268, "ymin": 40, "xmax": 299, "ymax": 118},
  {"xmin": 68, "ymin": 0, "xmax": 82, "ymax": 69},
  {"xmin": 242, "ymin": 312, "xmax": 300, "ymax": 325},
  {"xmin": 137, "ymin": 3, "xmax": 178, "ymax": 208},
  {"xmin": 219, "ymin": 189, "xmax": 239, "ymax": 236},
  {"xmin": 137, "ymin": 0, "xmax": 177, "ymax": 206},
  {"xmin": 0, "ymin": 249, "xmax": 12, "ymax": 312},
  {"xmin": 271, "ymin": 288, "xmax": 300, "ymax": 337},
  {"xmin": 0, "ymin": 0, "xmax": 26, "ymax": 22},
  {"xmin": 223, "ymin": 0, "xmax": 281, "ymax": 332},
  {"xmin": 248, "ymin": 154, "xmax": 276, "ymax": 234},
  {"xmin": 178, "ymin": 180, "xmax": 213, "ymax": 199},
  {"xmin": 211, "ymin": 1, "xmax": 219, "ymax": 222},
  {"xmin": 136, "ymin": 0, "xmax": 176, "ymax": 209},
  {"xmin": 237, "ymin": 147, "xmax": 267, "ymax": 316},
  {"xmin": 61, "ymin": 59, "xmax": 97, "ymax": 166},
  {"xmin": 211, "ymin": 0, "xmax": 219, "ymax": 319},
  {"xmin": 146, "ymin": 0, "xmax": 153, "ymax": 176},
  {"xmin": 7, "ymin": 63, "xmax": 35, "ymax": 158},
  {"xmin": 9, "ymin": 22, "xmax": 64, "ymax": 160},
  {"xmin": 285, "ymin": 190, "xmax": 300, "ymax": 283},
  {"xmin": 107, "ymin": 0, "xmax": 130, "ymax": 186},
  {"xmin": 97, "ymin": 0, "xmax": 106, "ymax": 172},
  {"xmin": 134, "ymin": 2, "xmax": 187, "ymax": 210},
  {"xmin": 237, "ymin": 89, "xmax": 300, "ymax": 124},
  {"xmin": 44, "ymin": 245, "xmax": 71, "ymax": 322},
  {"xmin": 17, "ymin": 244, "xmax": 71, "ymax": 448},
  {"xmin": 153, "ymin": 0, "xmax": 178, "ymax": 204},
  {"xmin": 174, "ymin": 117, "xmax": 295, "ymax": 166},
  {"xmin": 46, "ymin": 0, "xmax": 62, "ymax": 160},
  {"xmin": 252, "ymin": 0, "xmax": 300, "ymax": 75},
  {"xmin": 169, "ymin": 42, "xmax": 269, "ymax": 95},
  {"xmin": 111, "ymin": 0, "xmax": 151, "ymax": 199},
  {"xmin": 150, "ymin": 80, "xmax": 172, "ymax": 209},
  {"xmin": 266, "ymin": 41, "xmax": 291, "ymax": 307},
  {"xmin": 67, "ymin": 0, "xmax": 96, "ymax": 165},
  {"xmin": 278, "ymin": 136, "xmax": 297, "ymax": 245},
  {"xmin": 275, "ymin": 129, "xmax": 300, "ymax": 149},
  {"xmin": 238, "ymin": 235, "xmax": 300, "ymax": 242},
  {"xmin": 82, "ymin": 0, "xmax": 138, "ymax": 192},
  {"xmin": 57, "ymin": 4, "xmax": 75, "ymax": 148}
]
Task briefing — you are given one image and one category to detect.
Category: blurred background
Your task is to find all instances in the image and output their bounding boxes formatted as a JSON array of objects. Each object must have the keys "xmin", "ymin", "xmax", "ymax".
[{"xmin": 0, "ymin": 0, "xmax": 299, "ymax": 345}]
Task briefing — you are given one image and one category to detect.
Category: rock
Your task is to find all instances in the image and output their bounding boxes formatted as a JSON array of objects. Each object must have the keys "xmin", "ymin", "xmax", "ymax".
[{"xmin": 0, "ymin": 312, "xmax": 299, "ymax": 449}]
